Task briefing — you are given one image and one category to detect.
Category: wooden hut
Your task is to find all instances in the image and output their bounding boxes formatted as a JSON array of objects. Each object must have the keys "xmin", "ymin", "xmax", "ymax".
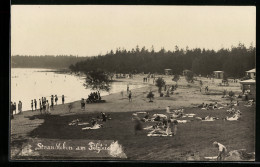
[
  {"xmin": 240, "ymin": 79, "xmax": 256, "ymax": 100},
  {"xmin": 246, "ymin": 68, "xmax": 256, "ymax": 79},
  {"xmin": 213, "ymin": 71, "xmax": 224, "ymax": 79},
  {"xmin": 164, "ymin": 69, "xmax": 172, "ymax": 75}
]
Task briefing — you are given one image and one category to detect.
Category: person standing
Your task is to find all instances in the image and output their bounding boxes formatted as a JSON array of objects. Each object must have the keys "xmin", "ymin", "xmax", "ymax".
[
  {"xmin": 127, "ymin": 85, "xmax": 129, "ymax": 94},
  {"xmin": 51, "ymin": 95, "xmax": 54, "ymax": 108},
  {"xmin": 55, "ymin": 95, "xmax": 58, "ymax": 105},
  {"xmin": 13, "ymin": 102, "xmax": 17, "ymax": 114},
  {"xmin": 31, "ymin": 100, "xmax": 34, "ymax": 111},
  {"xmin": 18, "ymin": 101, "xmax": 22, "ymax": 114},
  {"xmin": 10, "ymin": 102, "xmax": 14, "ymax": 119},
  {"xmin": 62, "ymin": 95, "xmax": 65, "ymax": 104},
  {"xmin": 213, "ymin": 141, "xmax": 227, "ymax": 161},
  {"xmin": 128, "ymin": 91, "xmax": 132, "ymax": 102},
  {"xmin": 81, "ymin": 98, "xmax": 85, "ymax": 110},
  {"xmin": 34, "ymin": 99, "xmax": 37, "ymax": 111},
  {"xmin": 166, "ymin": 106, "xmax": 170, "ymax": 114},
  {"xmin": 97, "ymin": 91, "xmax": 101, "ymax": 101},
  {"xmin": 46, "ymin": 100, "xmax": 50, "ymax": 114},
  {"xmin": 166, "ymin": 119, "xmax": 172, "ymax": 136},
  {"xmin": 134, "ymin": 116, "xmax": 143, "ymax": 135},
  {"xmin": 39, "ymin": 102, "xmax": 43, "ymax": 115},
  {"xmin": 42, "ymin": 100, "xmax": 46, "ymax": 113},
  {"xmin": 173, "ymin": 120, "xmax": 178, "ymax": 135}
]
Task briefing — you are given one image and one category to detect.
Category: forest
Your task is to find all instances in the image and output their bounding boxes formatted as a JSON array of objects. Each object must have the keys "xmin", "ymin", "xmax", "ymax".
[
  {"xmin": 11, "ymin": 55, "xmax": 88, "ymax": 69},
  {"xmin": 69, "ymin": 43, "xmax": 255, "ymax": 78}
]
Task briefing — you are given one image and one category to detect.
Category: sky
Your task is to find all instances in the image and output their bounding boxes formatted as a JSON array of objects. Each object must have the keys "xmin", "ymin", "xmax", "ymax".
[{"xmin": 11, "ymin": 5, "xmax": 256, "ymax": 57}]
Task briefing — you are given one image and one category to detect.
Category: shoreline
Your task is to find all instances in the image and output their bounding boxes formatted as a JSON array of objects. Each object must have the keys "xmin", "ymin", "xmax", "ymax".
[{"xmin": 13, "ymin": 77, "xmax": 151, "ymax": 114}]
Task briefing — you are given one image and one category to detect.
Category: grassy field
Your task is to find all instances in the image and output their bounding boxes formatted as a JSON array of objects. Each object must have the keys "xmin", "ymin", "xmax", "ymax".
[{"xmin": 10, "ymin": 75, "xmax": 255, "ymax": 161}]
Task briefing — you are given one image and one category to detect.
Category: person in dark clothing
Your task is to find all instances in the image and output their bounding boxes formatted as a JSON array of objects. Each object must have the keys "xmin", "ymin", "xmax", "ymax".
[
  {"xmin": 34, "ymin": 99, "xmax": 37, "ymax": 111},
  {"xmin": 62, "ymin": 95, "xmax": 65, "ymax": 104},
  {"xmin": 101, "ymin": 112, "xmax": 107, "ymax": 122},
  {"xmin": 55, "ymin": 95, "xmax": 58, "ymax": 105},
  {"xmin": 81, "ymin": 98, "xmax": 85, "ymax": 110},
  {"xmin": 51, "ymin": 95, "xmax": 54, "ymax": 108},
  {"xmin": 128, "ymin": 91, "xmax": 132, "ymax": 102},
  {"xmin": 10, "ymin": 102, "xmax": 14, "ymax": 119},
  {"xmin": 31, "ymin": 100, "xmax": 34, "ymax": 111},
  {"xmin": 91, "ymin": 119, "xmax": 97, "ymax": 127},
  {"xmin": 134, "ymin": 117, "xmax": 143, "ymax": 135}
]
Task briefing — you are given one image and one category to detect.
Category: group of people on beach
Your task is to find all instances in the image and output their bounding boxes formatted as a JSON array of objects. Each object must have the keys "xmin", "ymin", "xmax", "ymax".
[
  {"xmin": 81, "ymin": 92, "xmax": 102, "ymax": 110},
  {"xmin": 10, "ymin": 101, "xmax": 23, "ymax": 119},
  {"xmin": 31, "ymin": 95, "xmax": 65, "ymax": 113},
  {"xmin": 86, "ymin": 91, "xmax": 101, "ymax": 103},
  {"xmin": 10, "ymin": 94, "xmax": 66, "ymax": 119}
]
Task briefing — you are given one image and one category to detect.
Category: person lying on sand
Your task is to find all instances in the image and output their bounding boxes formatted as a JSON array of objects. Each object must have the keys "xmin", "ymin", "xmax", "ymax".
[
  {"xmin": 213, "ymin": 141, "xmax": 227, "ymax": 161},
  {"xmin": 226, "ymin": 108, "xmax": 236, "ymax": 114},
  {"xmin": 170, "ymin": 112, "xmax": 183, "ymax": 118},
  {"xmin": 197, "ymin": 103, "xmax": 204, "ymax": 108},
  {"xmin": 201, "ymin": 104, "xmax": 209, "ymax": 110},
  {"xmin": 225, "ymin": 113, "xmax": 241, "ymax": 121},
  {"xmin": 144, "ymin": 112, "xmax": 149, "ymax": 119},
  {"xmin": 244, "ymin": 100, "xmax": 254, "ymax": 107},
  {"xmin": 196, "ymin": 116, "xmax": 219, "ymax": 121},
  {"xmin": 141, "ymin": 112, "xmax": 151, "ymax": 122}
]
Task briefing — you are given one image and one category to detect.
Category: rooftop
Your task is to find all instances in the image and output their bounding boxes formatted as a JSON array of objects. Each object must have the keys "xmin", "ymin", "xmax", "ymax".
[
  {"xmin": 246, "ymin": 68, "xmax": 256, "ymax": 73},
  {"xmin": 240, "ymin": 79, "xmax": 256, "ymax": 84}
]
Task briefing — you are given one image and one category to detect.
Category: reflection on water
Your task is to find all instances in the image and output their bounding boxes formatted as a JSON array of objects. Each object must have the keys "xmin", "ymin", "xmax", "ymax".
[{"xmin": 11, "ymin": 68, "xmax": 144, "ymax": 111}]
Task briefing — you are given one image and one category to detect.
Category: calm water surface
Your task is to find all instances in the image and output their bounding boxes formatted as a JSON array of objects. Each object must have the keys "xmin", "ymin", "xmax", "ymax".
[{"xmin": 11, "ymin": 68, "xmax": 144, "ymax": 112}]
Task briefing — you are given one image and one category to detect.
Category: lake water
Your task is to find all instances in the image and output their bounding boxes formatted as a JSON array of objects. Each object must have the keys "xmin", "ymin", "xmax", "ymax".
[{"xmin": 11, "ymin": 68, "xmax": 145, "ymax": 112}]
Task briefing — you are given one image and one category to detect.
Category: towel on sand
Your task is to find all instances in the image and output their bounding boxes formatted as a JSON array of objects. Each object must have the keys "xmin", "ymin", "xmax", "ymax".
[
  {"xmin": 176, "ymin": 120, "xmax": 190, "ymax": 123},
  {"xmin": 78, "ymin": 122, "xmax": 89, "ymax": 126},
  {"xmin": 147, "ymin": 134, "xmax": 172, "ymax": 137},
  {"xmin": 204, "ymin": 156, "xmax": 218, "ymax": 160},
  {"xmin": 82, "ymin": 124, "xmax": 102, "ymax": 130},
  {"xmin": 153, "ymin": 114, "xmax": 168, "ymax": 118},
  {"xmin": 136, "ymin": 112, "xmax": 147, "ymax": 114},
  {"xmin": 143, "ymin": 126, "xmax": 153, "ymax": 130}
]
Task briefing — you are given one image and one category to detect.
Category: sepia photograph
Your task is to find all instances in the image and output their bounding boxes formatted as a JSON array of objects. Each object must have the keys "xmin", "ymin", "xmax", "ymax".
[{"xmin": 10, "ymin": 5, "xmax": 256, "ymax": 161}]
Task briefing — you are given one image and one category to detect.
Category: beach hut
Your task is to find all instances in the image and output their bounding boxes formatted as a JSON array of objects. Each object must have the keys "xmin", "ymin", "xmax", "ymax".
[
  {"xmin": 246, "ymin": 68, "xmax": 256, "ymax": 79},
  {"xmin": 183, "ymin": 69, "xmax": 191, "ymax": 76},
  {"xmin": 213, "ymin": 71, "xmax": 224, "ymax": 79},
  {"xmin": 164, "ymin": 69, "xmax": 172, "ymax": 75},
  {"xmin": 240, "ymin": 79, "xmax": 256, "ymax": 100}
]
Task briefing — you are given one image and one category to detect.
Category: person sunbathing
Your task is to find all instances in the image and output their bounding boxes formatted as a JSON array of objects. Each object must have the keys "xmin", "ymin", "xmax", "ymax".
[
  {"xmin": 197, "ymin": 103, "xmax": 204, "ymax": 108},
  {"xmin": 210, "ymin": 102, "xmax": 218, "ymax": 109},
  {"xmin": 144, "ymin": 112, "xmax": 149, "ymax": 119},
  {"xmin": 225, "ymin": 113, "xmax": 241, "ymax": 121},
  {"xmin": 153, "ymin": 116, "xmax": 161, "ymax": 121},
  {"xmin": 201, "ymin": 104, "xmax": 209, "ymax": 110}
]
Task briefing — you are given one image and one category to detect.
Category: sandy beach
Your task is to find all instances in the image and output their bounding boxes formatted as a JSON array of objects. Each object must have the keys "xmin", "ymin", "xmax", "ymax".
[{"xmin": 10, "ymin": 75, "xmax": 255, "ymax": 160}]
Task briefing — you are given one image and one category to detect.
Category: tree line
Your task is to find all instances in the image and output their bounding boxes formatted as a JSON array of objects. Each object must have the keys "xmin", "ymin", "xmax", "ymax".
[
  {"xmin": 70, "ymin": 43, "xmax": 255, "ymax": 78},
  {"xmin": 11, "ymin": 55, "xmax": 89, "ymax": 69}
]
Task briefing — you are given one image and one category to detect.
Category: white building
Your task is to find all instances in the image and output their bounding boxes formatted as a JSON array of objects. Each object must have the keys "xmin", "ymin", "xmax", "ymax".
[{"xmin": 246, "ymin": 68, "xmax": 256, "ymax": 79}]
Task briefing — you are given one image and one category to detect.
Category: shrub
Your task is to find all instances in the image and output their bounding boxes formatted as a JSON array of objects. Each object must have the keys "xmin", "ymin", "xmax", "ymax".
[
  {"xmin": 147, "ymin": 91, "xmax": 154, "ymax": 102},
  {"xmin": 155, "ymin": 77, "xmax": 166, "ymax": 93}
]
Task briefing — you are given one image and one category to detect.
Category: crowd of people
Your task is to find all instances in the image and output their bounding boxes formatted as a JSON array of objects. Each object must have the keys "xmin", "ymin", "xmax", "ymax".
[
  {"xmin": 86, "ymin": 91, "xmax": 101, "ymax": 103},
  {"xmin": 10, "ymin": 101, "xmax": 23, "ymax": 119},
  {"xmin": 10, "ymin": 94, "xmax": 65, "ymax": 118}
]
